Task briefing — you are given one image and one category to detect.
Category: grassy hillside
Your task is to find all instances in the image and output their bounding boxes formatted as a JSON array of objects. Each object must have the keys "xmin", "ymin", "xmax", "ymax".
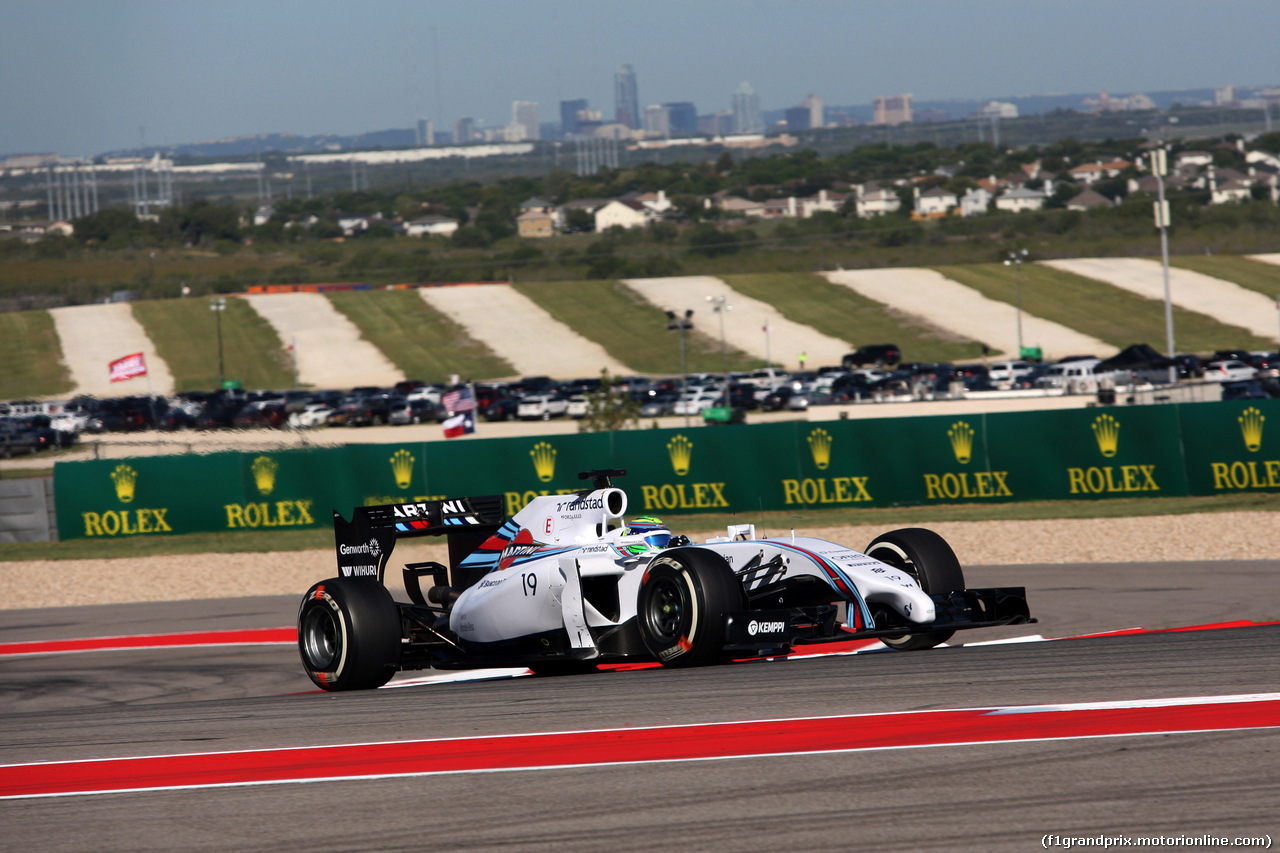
[
  {"xmin": 513, "ymin": 279, "xmax": 761, "ymax": 374},
  {"xmin": 936, "ymin": 263, "xmax": 1277, "ymax": 354},
  {"xmin": 0, "ymin": 310, "xmax": 73, "ymax": 399},
  {"xmin": 723, "ymin": 272, "xmax": 988, "ymax": 362},
  {"xmin": 326, "ymin": 289, "xmax": 514, "ymax": 382},
  {"xmin": 131, "ymin": 297, "xmax": 295, "ymax": 392},
  {"xmin": 1169, "ymin": 255, "xmax": 1280, "ymax": 301}
]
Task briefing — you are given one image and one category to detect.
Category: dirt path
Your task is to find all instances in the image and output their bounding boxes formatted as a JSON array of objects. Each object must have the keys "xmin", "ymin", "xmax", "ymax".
[
  {"xmin": 623, "ymin": 275, "xmax": 849, "ymax": 369},
  {"xmin": 47, "ymin": 303, "xmax": 176, "ymax": 397},
  {"xmin": 823, "ymin": 268, "xmax": 1111, "ymax": 360},
  {"xmin": 242, "ymin": 293, "xmax": 404, "ymax": 388},
  {"xmin": 6, "ymin": 511, "xmax": 1277, "ymax": 610},
  {"xmin": 1249, "ymin": 253, "xmax": 1280, "ymax": 267},
  {"xmin": 1044, "ymin": 258, "xmax": 1280, "ymax": 344},
  {"xmin": 417, "ymin": 284, "xmax": 632, "ymax": 378}
]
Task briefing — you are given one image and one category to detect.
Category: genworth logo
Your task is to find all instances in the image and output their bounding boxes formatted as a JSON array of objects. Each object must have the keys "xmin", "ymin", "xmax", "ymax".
[
  {"xmin": 807, "ymin": 428, "xmax": 832, "ymax": 470},
  {"xmin": 251, "ymin": 456, "xmax": 278, "ymax": 495},
  {"xmin": 390, "ymin": 449, "xmax": 415, "ymax": 489},
  {"xmin": 667, "ymin": 435, "xmax": 693, "ymax": 475},
  {"xmin": 530, "ymin": 441, "xmax": 557, "ymax": 482}
]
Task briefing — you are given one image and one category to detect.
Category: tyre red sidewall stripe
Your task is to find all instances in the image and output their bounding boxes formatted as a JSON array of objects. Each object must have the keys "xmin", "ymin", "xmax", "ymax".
[
  {"xmin": 4, "ymin": 694, "xmax": 1279, "ymax": 799},
  {"xmin": 0, "ymin": 629, "xmax": 296, "ymax": 657}
]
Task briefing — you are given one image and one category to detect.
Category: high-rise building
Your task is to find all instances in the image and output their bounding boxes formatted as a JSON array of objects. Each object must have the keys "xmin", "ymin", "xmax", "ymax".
[
  {"xmin": 512, "ymin": 101, "xmax": 540, "ymax": 140},
  {"xmin": 416, "ymin": 118, "xmax": 434, "ymax": 147},
  {"xmin": 560, "ymin": 99, "xmax": 589, "ymax": 136},
  {"xmin": 454, "ymin": 116, "xmax": 476, "ymax": 144},
  {"xmin": 785, "ymin": 106, "xmax": 811, "ymax": 131},
  {"xmin": 731, "ymin": 82, "xmax": 762, "ymax": 134},
  {"xmin": 872, "ymin": 94, "xmax": 913, "ymax": 125},
  {"xmin": 615, "ymin": 64, "xmax": 640, "ymax": 129},
  {"xmin": 803, "ymin": 94, "xmax": 823, "ymax": 129},
  {"xmin": 643, "ymin": 105, "xmax": 671, "ymax": 137},
  {"xmin": 664, "ymin": 102, "xmax": 698, "ymax": 137}
]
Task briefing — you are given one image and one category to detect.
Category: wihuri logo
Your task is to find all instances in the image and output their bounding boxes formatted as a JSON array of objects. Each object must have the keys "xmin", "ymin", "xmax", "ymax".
[
  {"xmin": 1092, "ymin": 414, "xmax": 1121, "ymax": 458},
  {"xmin": 1239, "ymin": 407, "xmax": 1265, "ymax": 453},
  {"xmin": 948, "ymin": 421, "xmax": 974, "ymax": 464},
  {"xmin": 390, "ymin": 448, "xmax": 415, "ymax": 489},
  {"xmin": 530, "ymin": 441, "xmax": 557, "ymax": 482},
  {"xmin": 807, "ymin": 428, "xmax": 832, "ymax": 470},
  {"xmin": 251, "ymin": 455, "xmax": 278, "ymax": 495},
  {"xmin": 667, "ymin": 434, "xmax": 693, "ymax": 475},
  {"xmin": 110, "ymin": 463, "xmax": 138, "ymax": 503}
]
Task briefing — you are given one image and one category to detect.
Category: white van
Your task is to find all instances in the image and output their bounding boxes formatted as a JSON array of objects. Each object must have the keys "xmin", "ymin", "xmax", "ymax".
[
  {"xmin": 988, "ymin": 361, "xmax": 1036, "ymax": 385},
  {"xmin": 1038, "ymin": 359, "xmax": 1103, "ymax": 392}
]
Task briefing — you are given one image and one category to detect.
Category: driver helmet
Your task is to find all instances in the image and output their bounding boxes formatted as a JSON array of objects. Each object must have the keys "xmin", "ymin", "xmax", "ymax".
[{"xmin": 620, "ymin": 515, "xmax": 672, "ymax": 555}]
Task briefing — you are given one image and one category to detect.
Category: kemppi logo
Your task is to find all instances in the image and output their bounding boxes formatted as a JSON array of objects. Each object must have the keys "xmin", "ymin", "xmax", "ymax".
[{"xmin": 747, "ymin": 619, "xmax": 786, "ymax": 636}]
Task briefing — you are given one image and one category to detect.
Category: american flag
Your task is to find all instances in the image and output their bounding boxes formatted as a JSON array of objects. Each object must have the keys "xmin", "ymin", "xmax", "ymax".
[{"xmin": 441, "ymin": 386, "xmax": 475, "ymax": 413}]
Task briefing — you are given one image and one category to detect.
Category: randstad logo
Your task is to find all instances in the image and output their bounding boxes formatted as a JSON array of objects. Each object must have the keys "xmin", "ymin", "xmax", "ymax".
[
  {"xmin": 251, "ymin": 456, "xmax": 278, "ymax": 495},
  {"xmin": 390, "ymin": 449, "xmax": 415, "ymax": 489},
  {"xmin": 111, "ymin": 463, "xmax": 138, "ymax": 503},
  {"xmin": 531, "ymin": 441, "xmax": 557, "ymax": 482},
  {"xmin": 1092, "ymin": 414, "xmax": 1121, "ymax": 457},
  {"xmin": 667, "ymin": 435, "xmax": 693, "ymax": 476},
  {"xmin": 807, "ymin": 428, "xmax": 832, "ymax": 470},
  {"xmin": 1239, "ymin": 407, "xmax": 1265, "ymax": 453},
  {"xmin": 948, "ymin": 422, "xmax": 974, "ymax": 464}
]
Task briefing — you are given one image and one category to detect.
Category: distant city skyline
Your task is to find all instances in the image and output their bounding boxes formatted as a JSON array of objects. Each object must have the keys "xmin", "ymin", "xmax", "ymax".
[{"xmin": 2, "ymin": 0, "xmax": 1278, "ymax": 158}]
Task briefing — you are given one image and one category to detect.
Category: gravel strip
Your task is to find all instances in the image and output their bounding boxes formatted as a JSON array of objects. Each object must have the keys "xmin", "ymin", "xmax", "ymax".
[
  {"xmin": 48, "ymin": 303, "xmax": 176, "ymax": 397},
  {"xmin": 823, "ymin": 268, "xmax": 1112, "ymax": 360},
  {"xmin": 5, "ymin": 512, "xmax": 1275, "ymax": 610}
]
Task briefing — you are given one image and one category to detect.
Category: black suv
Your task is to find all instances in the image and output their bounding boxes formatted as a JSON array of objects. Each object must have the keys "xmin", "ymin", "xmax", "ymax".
[{"xmin": 842, "ymin": 344, "xmax": 901, "ymax": 368}]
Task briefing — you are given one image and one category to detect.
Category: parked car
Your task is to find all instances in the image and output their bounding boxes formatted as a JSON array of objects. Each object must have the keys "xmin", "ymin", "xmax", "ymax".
[
  {"xmin": 988, "ymin": 361, "xmax": 1036, "ymax": 385},
  {"xmin": 481, "ymin": 396, "xmax": 520, "ymax": 422},
  {"xmin": 288, "ymin": 403, "xmax": 335, "ymax": 429},
  {"xmin": 517, "ymin": 394, "xmax": 569, "ymax": 420},
  {"xmin": 388, "ymin": 399, "xmax": 438, "ymax": 425},
  {"xmin": 1203, "ymin": 360, "xmax": 1257, "ymax": 382},
  {"xmin": 842, "ymin": 344, "xmax": 902, "ymax": 368}
]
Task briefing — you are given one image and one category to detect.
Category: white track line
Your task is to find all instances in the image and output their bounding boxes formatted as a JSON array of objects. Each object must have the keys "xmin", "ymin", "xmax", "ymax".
[
  {"xmin": 823, "ymin": 268, "xmax": 1111, "ymax": 360},
  {"xmin": 418, "ymin": 284, "xmax": 632, "ymax": 378},
  {"xmin": 48, "ymin": 303, "xmax": 176, "ymax": 396},
  {"xmin": 1043, "ymin": 257, "xmax": 1279, "ymax": 344},
  {"xmin": 242, "ymin": 292, "xmax": 404, "ymax": 388},
  {"xmin": 623, "ymin": 275, "xmax": 850, "ymax": 369}
]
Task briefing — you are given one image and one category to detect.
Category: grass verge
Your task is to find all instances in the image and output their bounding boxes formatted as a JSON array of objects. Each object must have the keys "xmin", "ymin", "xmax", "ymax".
[
  {"xmin": 0, "ymin": 310, "xmax": 73, "ymax": 399},
  {"xmin": 937, "ymin": 262, "xmax": 1276, "ymax": 353},
  {"xmin": 1169, "ymin": 255, "xmax": 1280, "ymax": 301},
  {"xmin": 131, "ymin": 297, "xmax": 295, "ymax": 392},
  {"xmin": 724, "ymin": 272, "xmax": 988, "ymax": 362},
  {"xmin": 6, "ymin": 491, "xmax": 1276, "ymax": 563},
  {"xmin": 513, "ymin": 279, "xmax": 761, "ymax": 374},
  {"xmin": 326, "ymin": 289, "xmax": 513, "ymax": 382}
]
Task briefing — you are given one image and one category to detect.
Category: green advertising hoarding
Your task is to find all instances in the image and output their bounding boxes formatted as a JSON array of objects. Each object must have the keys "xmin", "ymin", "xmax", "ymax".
[{"xmin": 53, "ymin": 399, "xmax": 1280, "ymax": 541}]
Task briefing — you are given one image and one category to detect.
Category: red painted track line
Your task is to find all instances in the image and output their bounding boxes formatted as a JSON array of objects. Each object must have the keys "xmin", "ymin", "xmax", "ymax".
[
  {"xmin": 0, "ymin": 628, "xmax": 296, "ymax": 657},
  {"xmin": 4, "ymin": 695, "xmax": 1279, "ymax": 799}
]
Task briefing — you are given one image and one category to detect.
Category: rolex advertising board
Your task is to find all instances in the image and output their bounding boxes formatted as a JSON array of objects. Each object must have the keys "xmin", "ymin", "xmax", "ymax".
[{"xmin": 52, "ymin": 400, "xmax": 1274, "ymax": 540}]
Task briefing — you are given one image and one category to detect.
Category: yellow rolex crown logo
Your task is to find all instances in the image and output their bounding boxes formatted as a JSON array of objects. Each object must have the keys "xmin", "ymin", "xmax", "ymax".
[
  {"xmin": 110, "ymin": 463, "xmax": 138, "ymax": 503},
  {"xmin": 251, "ymin": 455, "xmax": 279, "ymax": 495},
  {"xmin": 1239, "ymin": 407, "xmax": 1265, "ymax": 453},
  {"xmin": 948, "ymin": 421, "xmax": 974, "ymax": 464},
  {"xmin": 667, "ymin": 435, "xmax": 693, "ymax": 476},
  {"xmin": 530, "ymin": 441, "xmax": 557, "ymax": 482},
  {"xmin": 807, "ymin": 428, "xmax": 833, "ymax": 470},
  {"xmin": 1092, "ymin": 414, "xmax": 1121, "ymax": 458},
  {"xmin": 390, "ymin": 449, "xmax": 416, "ymax": 489}
]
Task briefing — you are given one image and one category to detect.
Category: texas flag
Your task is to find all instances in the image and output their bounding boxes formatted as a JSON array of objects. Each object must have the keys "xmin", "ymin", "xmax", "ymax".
[
  {"xmin": 109, "ymin": 352, "xmax": 147, "ymax": 383},
  {"xmin": 442, "ymin": 411, "xmax": 476, "ymax": 439}
]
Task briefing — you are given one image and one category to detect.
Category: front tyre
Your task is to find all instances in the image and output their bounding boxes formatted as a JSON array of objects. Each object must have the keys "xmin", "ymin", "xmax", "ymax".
[
  {"xmin": 298, "ymin": 577, "xmax": 401, "ymax": 690},
  {"xmin": 638, "ymin": 550, "xmax": 743, "ymax": 667},
  {"xmin": 865, "ymin": 528, "xmax": 964, "ymax": 651}
]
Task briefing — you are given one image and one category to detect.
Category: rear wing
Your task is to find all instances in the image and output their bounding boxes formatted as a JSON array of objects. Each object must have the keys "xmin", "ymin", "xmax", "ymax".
[{"xmin": 333, "ymin": 495, "xmax": 505, "ymax": 584}]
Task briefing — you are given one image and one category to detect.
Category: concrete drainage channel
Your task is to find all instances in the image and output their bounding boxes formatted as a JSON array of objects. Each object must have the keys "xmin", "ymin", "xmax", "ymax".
[{"xmin": 0, "ymin": 478, "xmax": 57, "ymax": 543}]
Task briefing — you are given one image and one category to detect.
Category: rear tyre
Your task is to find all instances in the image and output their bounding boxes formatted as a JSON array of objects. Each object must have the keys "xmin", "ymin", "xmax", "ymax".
[
  {"xmin": 298, "ymin": 577, "xmax": 401, "ymax": 690},
  {"xmin": 637, "ymin": 549, "xmax": 743, "ymax": 667},
  {"xmin": 865, "ymin": 528, "xmax": 964, "ymax": 651}
]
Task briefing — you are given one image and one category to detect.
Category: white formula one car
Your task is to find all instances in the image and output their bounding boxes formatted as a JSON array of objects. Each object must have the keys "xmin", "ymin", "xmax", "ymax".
[{"xmin": 298, "ymin": 469, "xmax": 1033, "ymax": 690}]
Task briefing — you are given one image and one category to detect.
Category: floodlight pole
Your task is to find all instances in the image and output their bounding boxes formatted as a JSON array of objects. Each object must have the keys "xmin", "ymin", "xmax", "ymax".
[
  {"xmin": 666, "ymin": 309, "xmax": 694, "ymax": 427},
  {"xmin": 210, "ymin": 297, "xmax": 226, "ymax": 388},
  {"xmin": 707, "ymin": 295, "xmax": 730, "ymax": 408},
  {"xmin": 1004, "ymin": 248, "xmax": 1028, "ymax": 356},
  {"xmin": 1152, "ymin": 148, "xmax": 1176, "ymax": 384}
]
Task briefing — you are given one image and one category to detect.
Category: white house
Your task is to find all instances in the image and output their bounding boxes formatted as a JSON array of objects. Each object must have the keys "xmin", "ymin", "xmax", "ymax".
[
  {"xmin": 405, "ymin": 215, "xmax": 459, "ymax": 237},
  {"xmin": 594, "ymin": 199, "xmax": 653, "ymax": 231},
  {"xmin": 854, "ymin": 184, "xmax": 901, "ymax": 217},
  {"xmin": 338, "ymin": 214, "xmax": 382, "ymax": 236},
  {"xmin": 959, "ymin": 187, "xmax": 992, "ymax": 217},
  {"xmin": 800, "ymin": 189, "xmax": 845, "ymax": 217},
  {"xmin": 1176, "ymin": 151, "xmax": 1213, "ymax": 170},
  {"xmin": 914, "ymin": 186, "xmax": 956, "ymax": 217},
  {"xmin": 636, "ymin": 190, "xmax": 673, "ymax": 214},
  {"xmin": 995, "ymin": 186, "xmax": 1047, "ymax": 213}
]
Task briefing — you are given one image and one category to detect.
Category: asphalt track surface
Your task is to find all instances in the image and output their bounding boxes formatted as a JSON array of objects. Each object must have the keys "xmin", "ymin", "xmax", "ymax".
[{"xmin": 2, "ymin": 560, "xmax": 1278, "ymax": 852}]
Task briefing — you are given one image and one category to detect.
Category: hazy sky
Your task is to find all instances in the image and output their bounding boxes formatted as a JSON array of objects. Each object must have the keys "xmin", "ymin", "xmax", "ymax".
[{"xmin": 3, "ymin": 0, "xmax": 1275, "ymax": 157}]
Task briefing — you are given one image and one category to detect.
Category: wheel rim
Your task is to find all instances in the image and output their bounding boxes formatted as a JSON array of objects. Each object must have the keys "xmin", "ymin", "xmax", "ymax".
[
  {"xmin": 301, "ymin": 604, "xmax": 341, "ymax": 670},
  {"xmin": 643, "ymin": 576, "xmax": 687, "ymax": 644}
]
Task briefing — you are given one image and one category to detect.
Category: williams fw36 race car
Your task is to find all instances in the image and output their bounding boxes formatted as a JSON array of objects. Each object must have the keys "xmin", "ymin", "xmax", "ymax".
[{"xmin": 298, "ymin": 470, "xmax": 1034, "ymax": 690}]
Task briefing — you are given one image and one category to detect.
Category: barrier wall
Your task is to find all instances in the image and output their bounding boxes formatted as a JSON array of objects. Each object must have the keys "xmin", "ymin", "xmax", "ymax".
[{"xmin": 54, "ymin": 399, "xmax": 1280, "ymax": 540}]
